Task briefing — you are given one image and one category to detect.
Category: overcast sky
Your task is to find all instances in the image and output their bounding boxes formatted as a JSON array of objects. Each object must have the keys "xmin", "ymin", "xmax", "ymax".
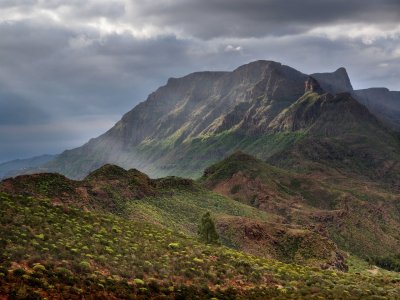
[{"xmin": 1, "ymin": 0, "xmax": 399, "ymax": 162}]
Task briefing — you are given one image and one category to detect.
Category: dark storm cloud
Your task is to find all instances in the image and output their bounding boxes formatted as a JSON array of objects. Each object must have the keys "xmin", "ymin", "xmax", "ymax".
[
  {"xmin": 0, "ymin": 0, "xmax": 399, "ymax": 161},
  {"xmin": 132, "ymin": 0, "xmax": 400, "ymax": 39}
]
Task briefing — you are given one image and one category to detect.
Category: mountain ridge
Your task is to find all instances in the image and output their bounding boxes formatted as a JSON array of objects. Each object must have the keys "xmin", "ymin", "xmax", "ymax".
[{"xmin": 8, "ymin": 60, "xmax": 399, "ymax": 185}]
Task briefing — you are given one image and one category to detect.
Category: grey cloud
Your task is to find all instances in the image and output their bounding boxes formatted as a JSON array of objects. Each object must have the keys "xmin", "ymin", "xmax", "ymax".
[
  {"xmin": 130, "ymin": 0, "xmax": 400, "ymax": 39},
  {"xmin": 0, "ymin": 0, "xmax": 37, "ymax": 8},
  {"xmin": 0, "ymin": 93, "xmax": 49, "ymax": 125}
]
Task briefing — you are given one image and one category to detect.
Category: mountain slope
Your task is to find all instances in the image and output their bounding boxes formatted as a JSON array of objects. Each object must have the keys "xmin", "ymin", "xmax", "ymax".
[
  {"xmin": 201, "ymin": 152, "xmax": 400, "ymax": 258},
  {"xmin": 353, "ymin": 88, "xmax": 400, "ymax": 129},
  {"xmin": 267, "ymin": 91, "xmax": 400, "ymax": 186},
  {"xmin": 0, "ymin": 165, "xmax": 346, "ymax": 269},
  {"xmin": 40, "ymin": 61, "xmax": 317, "ymax": 179},
  {"xmin": 3, "ymin": 192, "xmax": 400, "ymax": 299}
]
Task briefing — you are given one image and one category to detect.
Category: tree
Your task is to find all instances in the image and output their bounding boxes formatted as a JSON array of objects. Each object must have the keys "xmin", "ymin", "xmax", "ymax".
[{"xmin": 198, "ymin": 212, "xmax": 219, "ymax": 245}]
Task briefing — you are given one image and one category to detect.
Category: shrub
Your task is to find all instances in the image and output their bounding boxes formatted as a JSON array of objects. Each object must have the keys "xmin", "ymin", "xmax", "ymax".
[
  {"xmin": 134, "ymin": 278, "xmax": 145, "ymax": 285},
  {"xmin": 32, "ymin": 263, "xmax": 47, "ymax": 273},
  {"xmin": 198, "ymin": 212, "xmax": 219, "ymax": 245},
  {"xmin": 13, "ymin": 268, "xmax": 26, "ymax": 277},
  {"xmin": 168, "ymin": 242, "xmax": 180, "ymax": 250}
]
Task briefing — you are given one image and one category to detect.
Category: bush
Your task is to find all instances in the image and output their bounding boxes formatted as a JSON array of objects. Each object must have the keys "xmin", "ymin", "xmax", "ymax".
[
  {"xmin": 198, "ymin": 212, "xmax": 219, "ymax": 245},
  {"xmin": 13, "ymin": 268, "xmax": 25, "ymax": 277},
  {"xmin": 134, "ymin": 278, "xmax": 145, "ymax": 285}
]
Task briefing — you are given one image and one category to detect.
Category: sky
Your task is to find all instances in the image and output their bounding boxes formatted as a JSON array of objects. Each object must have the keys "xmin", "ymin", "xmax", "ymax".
[{"xmin": 0, "ymin": 0, "xmax": 400, "ymax": 162}]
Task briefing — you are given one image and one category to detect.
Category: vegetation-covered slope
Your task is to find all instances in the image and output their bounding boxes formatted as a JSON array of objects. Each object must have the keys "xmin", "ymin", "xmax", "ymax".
[
  {"xmin": 2, "ymin": 193, "xmax": 400, "ymax": 299},
  {"xmin": 0, "ymin": 165, "xmax": 344, "ymax": 269},
  {"xmin": 268, "ymin": 91, "xmax": 400, "ymax": 186},
  {"xmin": 202, "ymin": 152, "xmax": 400, "ymax": 259}
]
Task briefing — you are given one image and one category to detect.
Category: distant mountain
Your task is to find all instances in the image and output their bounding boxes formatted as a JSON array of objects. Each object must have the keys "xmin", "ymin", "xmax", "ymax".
[
  {"xmin": 353, "ymin": 88, "xmax": 400, "ymax": 129},
  {"xmin": 0, "ymin": 154, "xmax": 56, "ymax": 179}
]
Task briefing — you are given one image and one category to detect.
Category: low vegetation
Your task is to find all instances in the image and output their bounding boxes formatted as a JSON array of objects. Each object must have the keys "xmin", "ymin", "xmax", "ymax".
[{"xmin": 2, "ymin": 192, "xmax": 400, "ymax": 299}]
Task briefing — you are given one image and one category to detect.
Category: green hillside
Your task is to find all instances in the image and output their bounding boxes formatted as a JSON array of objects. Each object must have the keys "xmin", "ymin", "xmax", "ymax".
[
  {"xmin": 1, "ymin": 166, "xmax": 347, "ymax": 270},
  {"xmin": 2, "ymin": 193, "xmax": 400, "ymax": 299},
  {"xmin": 201, "ymin": 152, "xmax": 400, "ymax": 259}
]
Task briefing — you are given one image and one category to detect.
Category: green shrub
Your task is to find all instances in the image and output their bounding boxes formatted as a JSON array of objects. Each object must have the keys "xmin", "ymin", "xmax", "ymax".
[
  {"xmin": 13, "ymin": 268, "xmax": 25, "ymax": 277},
  {"xmin": 168, "ymin": 242, "xmax": 180, "ymax": 249},
  {"xmin": 134, "ymin": 278, "xmax": 145, "ymax": 285}
]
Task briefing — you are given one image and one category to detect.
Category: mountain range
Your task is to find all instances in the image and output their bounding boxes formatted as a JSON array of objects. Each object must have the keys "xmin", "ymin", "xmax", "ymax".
[{"xmin": 20, "ymin": 60, "xmax": 397, "ymax": 184}]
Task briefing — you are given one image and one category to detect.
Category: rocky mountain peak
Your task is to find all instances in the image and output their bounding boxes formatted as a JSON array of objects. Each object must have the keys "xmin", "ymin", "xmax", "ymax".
[
  {"xmin": 311, "ymin": 67, "xmax": 353, "ymax": 94},
  {"xmin": 304, "ymin": 77, "xmax": 323, "ymax": 93}
]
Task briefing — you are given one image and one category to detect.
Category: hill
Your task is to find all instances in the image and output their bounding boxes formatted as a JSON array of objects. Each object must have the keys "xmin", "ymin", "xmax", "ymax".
[
  {"xmin": 201, "ymin": 152, "xmax": 400, "ymax": 259},
  {"xmin": 0, "ymin": 166, "xmax": 346, "ymax": 269},
  {"xmin": 2, "ymin": 192, "xmax": 400, "ymax": 299}
]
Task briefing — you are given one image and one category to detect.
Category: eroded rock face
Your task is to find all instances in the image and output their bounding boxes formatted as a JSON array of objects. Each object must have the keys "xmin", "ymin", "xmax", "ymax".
[{"xmin": 304, "ymin": 77, "xmax": 323, "ymax": 93}]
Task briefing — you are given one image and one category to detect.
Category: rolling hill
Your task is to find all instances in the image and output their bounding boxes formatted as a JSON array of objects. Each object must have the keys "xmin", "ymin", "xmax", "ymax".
[
  {"xmin": 2, "ymin": 161, "xmax": 400, "ymax": 298},
  {"xmin": 0, "ymin": 165, "xmax": 345, "ymax": 270}
]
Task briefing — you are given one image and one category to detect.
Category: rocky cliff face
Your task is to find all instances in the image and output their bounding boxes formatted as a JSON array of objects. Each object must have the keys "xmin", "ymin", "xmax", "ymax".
[
  {"xmin": 40, "ymin": 60, "xmax": 400, "ymax": 182},
  {"xmin": 44, "ymin": 61, "xmax": 310, "ymax": 178}
]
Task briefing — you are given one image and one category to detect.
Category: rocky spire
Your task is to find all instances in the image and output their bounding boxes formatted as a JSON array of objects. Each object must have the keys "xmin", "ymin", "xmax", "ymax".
[{"xmin": 305, "ymin": 76, "xmax": 323, "ymax": 93}]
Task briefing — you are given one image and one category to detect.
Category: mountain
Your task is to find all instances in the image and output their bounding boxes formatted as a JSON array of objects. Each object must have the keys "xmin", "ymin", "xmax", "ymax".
[
  {"xmin": 0, "ymin": 154, "xmax": 56, "ymax": 180},
  {"xmin": 353, "ymin": 88, "xmax": 400, "ymax": 129},
  {"xmin": 311, "ymin": 67, "xmax": 354, "ymax": 94},
  {"xmin": 311, "ymin": 68, "xmax": 400, "ymax": 129},
  {"xmin": 43, "ymin": 60, "xmax": 313, "ymax": 179},
  {"xmin": 39, "ymin": 61, "xmax": 400, "ymax": 191},
  {"xmin": 267, "ymin": 91, "xmax": 400, "ymax": 186}
]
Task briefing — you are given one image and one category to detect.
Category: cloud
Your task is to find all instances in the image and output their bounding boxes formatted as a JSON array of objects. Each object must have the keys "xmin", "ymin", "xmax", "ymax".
[
  {"xmin": 0, "ymin": 0, "xmax": 399, "ymax": 161},
  {"xmin": 224, "ymin": 45, "xmax": 242, "ymax": 52},
  {"xmin": 0, "ymin": 93, "xmax": 49, "ymax": 125},
  {"xmin": 126, "ymin": 0, "xmax": 400, "ymax": 39}
]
